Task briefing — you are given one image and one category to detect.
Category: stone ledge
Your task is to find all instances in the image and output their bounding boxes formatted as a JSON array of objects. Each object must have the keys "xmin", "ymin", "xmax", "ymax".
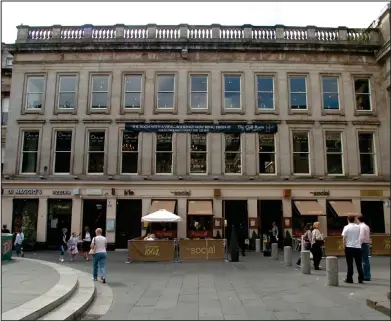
[{"xmin": 366, "ymin": 296, "xmax": 391, "ymax": 317}]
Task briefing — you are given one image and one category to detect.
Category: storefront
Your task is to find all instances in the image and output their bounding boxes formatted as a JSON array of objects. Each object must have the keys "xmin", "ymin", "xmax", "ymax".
[
  {"xmin": 12, "ymin": 198, "xmax": 39, "ymax": 250},
  {"xmin": 187, "ymin": 200, "xmax": 213, "ymax": 238},
  {"xmin": 147, "ymin": 199, "xmax": 178, "ymax": 239},
  {"xmin": 292, "ymin": 200, "xmax": 325, "ymax": 236},
  {"xmin": 46, "ymin": 199, "xmax": 72, "ymax": 249}
]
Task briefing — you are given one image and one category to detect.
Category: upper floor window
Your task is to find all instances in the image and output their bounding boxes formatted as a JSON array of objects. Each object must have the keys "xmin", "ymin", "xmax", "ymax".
[
  {"xmin": 157, "ymin": 75, "xmax": 175, "ymax": 109},
  {"xmin": 322, "ymin": 77, "xmax": 339, "ymax": 110},
  {"xmin": 1, "ymin": 97, "xmax": 9, "ymax": 126},
  {"xmin": 224, "ymin": 75, "xmax": 241, "ymax": 109},
  {"xmin": 5, "ymin": 57, "xmax": 13, "ymax": 67},
  {"xmin": 257, "ymin": 76, "xmax": 274, "ymax": 110},
  {"xmin": 289, "ymin": 76, "xmax": 307, "ymax": 110},
  {"xmin": 354, "ymin": 79, "xmax": 371, "ymax": 111},
  {"xmin": 190, "ymin": 75, "xmax": 208, "ymax": 109},
  {"xmin": 124, "ymin": 75, "xmax": 142, "ymax": 109},
  {"xmin": 58, "ymin": 75, "xmax": 77, "ymax": 109},
  {"xmin": 190, "ymin": 133, "xmax": 207, "ymax": 174},
  {"xmin": 358, "ymin": 133, "xmax": 376, "ymax": 175},
  {"xmin": 156, "ymin": 133, "xmax": 173, "ymax": 174},
  {"xmin": 54, "ymin": 131, "xmax": 72, "ymax": 174},
  {"xmin": 224, "ymin": 133, "xmax": 241, "ymax": 174},
  {"xmin": 292, "ymin": 131, "xmax": 310, "ymax": 174},
  {"xmin": 325, "ymin": 132, "xmax": 343, "ymax": 175},
  {"xmin": 121, "ymin": 132, "xmax": 139, "ymax": 174},
  {"xmin": 259, "ymin": 134, "xmax": 276, "ymax": 174},
  {"xmin": 20, "ymin": 131, "xmax": 39, "ymax": 174},
  {"xmin": 87, "ymin": 132, "xmax": 105, "ymax": 174},
  {"xmin": 91, "ymin": 75, "xmax": 109, "ymax": 109},
  {"xmin": 25, "ymin": 76, "xmax": 45, "ymax": 110}
]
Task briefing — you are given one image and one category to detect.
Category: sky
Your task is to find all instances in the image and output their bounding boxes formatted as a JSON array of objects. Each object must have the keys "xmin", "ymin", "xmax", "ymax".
[{"xmin": 1, "ymin": 2, "xmax": 388, "ymax": 43}]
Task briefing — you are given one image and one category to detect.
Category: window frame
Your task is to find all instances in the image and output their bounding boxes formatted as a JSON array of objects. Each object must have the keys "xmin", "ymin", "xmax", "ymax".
[
  {"xmin": 155, "ymin": 73, "xmax": 177, "ymax": 113},
  {"xmin": 255, "ymin": 74, "xmax": 275, "ymax": 111},
  {"xmin": 52, "ymin": 129, "xmax": 74, "ymax": 175},
  {"xmin": 188, "ymin": 73, "xmax": 210, "ymax": 112},
  {"xmin": 1, "ymin": 97, "xmax": 10, "ymax": 127},
  {"xmin": 288, "ymin": 74, "xmax": 308, "ymax": 112},
  {"xmin": 121, "ymin": 72, "xmax": 145, "ymax": 114},
  {"xmin": 258, "ymin": 133, "xmax": 277, "ymax": 176},
  {"xmin": 357, "ymin": 131, "xmax": 377, "ymax": 176},
  {"xmin": 223, "ymin": 133, "xmax": 243, "ymax": 175},
  {"xmin": 54, "ymin": 73, "xmax": 79, "ymax": 114},
  {"xmin": 222, "ymin": 73, "xmax": 244, "ymax": 113},
  {"xmin": 154, "ymin": 132, "xmax": 174, "ymax": 175},
  {"xmin": 22, "ymin": 73, "xmax": 47, "ymax": 114},
  {"xmin": 88, "ymin": 73, "xmax": 112, "ymax": 114},
  {"xmin": 353, "ymin": 76, "xmax": 373, "ymax": 113},
  {"xmin": 321, "ymin": 75, "xmax": 341, "ymax": 112},
  {"xmin": 324, "ymin": 131, "xmax": 344, "ymax": 176},
  {"xmin": 86, "ymin": 129, "xmax": 107, "ymax": 175},
  {"xmin": 188, "ymin": 133, "xmax": 208, "ymax": 175},
  {"xmin": 291, "ymin": 130, "xmax": 311, "ymax": 176},
  {"xmin": 19, "ymin": 129, "xmax": 41, "ymax": 175},
  {"xmin": 119, "ymin": 130, "xmax": 140, "ymax": 175},
  {"xmin": 5, "ymin": 57, "xmax": 13, "ymax": 67}
]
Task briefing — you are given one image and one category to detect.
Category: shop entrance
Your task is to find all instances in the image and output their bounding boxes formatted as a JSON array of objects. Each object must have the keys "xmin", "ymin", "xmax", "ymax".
[
  {"xmin": 46, "ymin": 199, "xmax": 72, "ymax": 249},
  {"xmin": 361, "ymin": 201, "xmax": 385, "ymax": 234},
  {"xmin": 116, "ymin": 200, "xmax": 142, "ymax": 248},
  {"xmin": 12, "ymin": 199, "xmax": 39, "ymax": 250},
  {"xmin": 259, "ymin": 200, "xmax": 283, "ymax": 248},
  {"xmin": 82, "ymin": 200, "xmax": 107, "ymax": 236},
  {"xmin": 223, "ymin": 200, "xmax": 248, "ymax": 246}
]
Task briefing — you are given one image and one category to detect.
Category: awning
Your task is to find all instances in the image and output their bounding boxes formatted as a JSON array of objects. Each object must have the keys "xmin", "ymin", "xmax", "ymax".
[
  {"xmin": 150, "ymin": 200, "xmax": 176, "ymax": 213},
  {"xmin": 188, "ymin": 200, "xmax": 213, "ymax": 216},
  {"xmin": 329, "ymin": 201, "xmax": 358, "ymax": 217},
  {"xmin": 294, "ymin": 201, "xmax": 325, "ymax": 216}
]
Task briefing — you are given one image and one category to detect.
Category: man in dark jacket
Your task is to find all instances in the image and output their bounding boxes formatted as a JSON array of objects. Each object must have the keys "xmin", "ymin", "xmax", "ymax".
[
  {"xmin": 238, "ymin": 223, "xmax": 247, "ymax": 256},
  {"xmin": 2, "ymin": 224, "xmax": 10, "ymax": 233}
]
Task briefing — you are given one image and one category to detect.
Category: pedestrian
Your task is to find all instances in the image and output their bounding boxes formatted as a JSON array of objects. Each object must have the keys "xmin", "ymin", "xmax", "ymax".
[
  {"xmin": 59, "ymin": 228, "xmax": 68, "ymax": 262},
  {"xmin": 342, "ymin": 215, "xmax": 364, "ymax": 284},
  {"xmin": 14, "ymin": 229, "xmax": 24, "ymax": 257},
  {"xmin": 90, "ymin": 228, "xmax": 107, "ymax": 283},
  {"xmin": 270, "ymin": 222, "xmax": 279, "ymax": 244},
  {"xmin": 357, "ymin": 215, "xmax": 371, "ymax": 281},
  {"xmin": 296, "ymin": 223, "xmax": 312, "ymax": 267},
  {"xmin": 2, "ymin": 224, "xmax": 10, "ymax": 233},
  {"xmin": 82, "ymin": 226, "xmax": 92, "ymax": 261},
  {"xmin": 311, "ymin": 222, "xmax": 324, "ymax": 270},
  {"xmin": 68, "ymin": 232, "xmax": 79, "ymax": 262},
  {"xmin": 238, "ymin": 223, "xmax": 247, "ymax": 256}
]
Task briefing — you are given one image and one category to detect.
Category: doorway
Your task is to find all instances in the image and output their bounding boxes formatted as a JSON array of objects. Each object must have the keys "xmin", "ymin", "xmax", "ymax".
[
  {"xmin": 12, "ymin": 199, "xmax": 39, "ymax": 250},
  {"xmin": 361, "ymin": 201, "xmax": 385, "ymax": 234},
  {"xmin": 258, "ymin": 200, "xmax": 283, "ymax": 248},
  {"xmin": 223, "ymin": 200, "xmax": 248, "ymax": 246},
  {"xmin": 47, "ymin": 199, "xmax": 72, "ymax": 249},
  {"xmin": 116, "ymin": 200, "xmax": 142, "ymax": 248},
  {"xmin": 82, "ymin": 200, "xmax": 107, "ymax": 236}
]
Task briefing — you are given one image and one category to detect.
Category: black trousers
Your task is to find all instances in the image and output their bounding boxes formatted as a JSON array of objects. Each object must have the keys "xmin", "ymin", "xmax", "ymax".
[
  {"xmin": 311, "ymin": 242, "xmax": 323, "ymax": 269},
  {"xmin": 345, "ymin": 247, "xmax": 364, "ymax": 282}
]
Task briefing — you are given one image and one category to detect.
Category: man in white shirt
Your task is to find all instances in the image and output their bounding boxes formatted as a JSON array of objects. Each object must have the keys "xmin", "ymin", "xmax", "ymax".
[
  {"xmin": 358, "ymin": 215, "xmax": 371, "ymax": 281},
  {"xmin": 341, "ymin": 215, "xmax": 364, "ymax": 284}
]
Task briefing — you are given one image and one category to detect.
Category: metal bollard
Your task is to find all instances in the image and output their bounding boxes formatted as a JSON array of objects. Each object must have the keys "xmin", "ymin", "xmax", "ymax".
[
  {"xmin": 284, "ymin": 246, "xmax": 292, "ymax": 266},
  {"xmin": 300, "ymin": 251, "xmax": 311, "ymax": 274},
  {"xmin": 224, "ymin": 239, "xmax": 229, "ymax": 262},
  {"xmin": 326, "ymin": 256, "xmax": 339, "ymax": 286},
  {"xmin": 271, "ymin": 243, "xmax": 279, "ymax": 260},
  {"xmin": 174, "ymin": 239, "xmax": 180, "ymax": 263},
  {"xmin": 255, "ymin": 239, "xmax": 261, "ymax": 253}
]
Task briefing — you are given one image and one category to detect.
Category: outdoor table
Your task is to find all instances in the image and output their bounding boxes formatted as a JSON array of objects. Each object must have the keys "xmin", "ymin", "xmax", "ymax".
[
  {"xmin": 179, "ymin": 239, "xmax": 225, "ymax": 261},
  {"xmin": 128, "ymin": 239, "xmax": 175, "ymax": 262}
]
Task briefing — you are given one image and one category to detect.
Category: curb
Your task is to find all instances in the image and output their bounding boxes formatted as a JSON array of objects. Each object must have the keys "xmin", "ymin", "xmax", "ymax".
[{"xmin": 366, "ymin": 297, "xmax": 391, "ymax": 317}]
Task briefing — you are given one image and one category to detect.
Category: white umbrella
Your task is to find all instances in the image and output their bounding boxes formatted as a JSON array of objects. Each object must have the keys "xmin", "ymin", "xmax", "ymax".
[{"xmin": 141, "ymin": 209, "xmax": 183, "ymax": 223}]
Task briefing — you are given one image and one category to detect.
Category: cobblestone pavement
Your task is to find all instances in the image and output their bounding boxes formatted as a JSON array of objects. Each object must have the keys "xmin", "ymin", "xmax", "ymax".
[
  {"xmin": 1, "ymin": 258, "xmax": 60, "ymax": 313},
  {"xmin": 27, "ymin": 250, "xmax": 390, "ymax": 320}
]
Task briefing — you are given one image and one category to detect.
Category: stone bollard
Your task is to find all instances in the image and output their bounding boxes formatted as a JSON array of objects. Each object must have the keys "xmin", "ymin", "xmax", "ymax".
[
  {"xmin": 271, "ymin": 243, "xmax": 279, "ymax": 260},
  {"xmin": 300, "ymin": 251, "xmax": 311, "ymax": 274},
  {"xmin": 326, "ymin": 256, "xmax": 339, "ymax": 286},
  {"xmin": 255, "ymin": 239, "xmax": 261, "ymax": 253},
  {"xmin": 284, "ymin": 246, "xmax": 292, "ymax": 266}
]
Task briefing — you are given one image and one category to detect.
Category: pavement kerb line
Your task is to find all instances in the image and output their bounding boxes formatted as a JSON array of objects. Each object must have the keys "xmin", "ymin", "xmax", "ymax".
[{"xmin": 1, "ymin": 258, "xmax": 78, "ymax": 321}]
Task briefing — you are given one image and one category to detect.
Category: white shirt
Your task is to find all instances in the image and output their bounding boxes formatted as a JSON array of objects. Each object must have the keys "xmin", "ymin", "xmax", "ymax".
[
  {"xmin": 83, "ymin": 232, "xmax": 91, "ymax": 242},
  {"xmin": 14, "ymin": 233, "xmax": 24, "ymax": 245},
  {"xmin": 342, "ymin": 223, "xmax": 361, "ymax": 249},
  {"xmin": 92, "ymin": 235, "xmax": 107, "ymax": 253},
  {"xmin": 359, "ymin": 223, "xmax": 371, "ymax": 244},
  {"xmin": 311, "ymin": 229, "xmax": 323, "ymax": 244}
]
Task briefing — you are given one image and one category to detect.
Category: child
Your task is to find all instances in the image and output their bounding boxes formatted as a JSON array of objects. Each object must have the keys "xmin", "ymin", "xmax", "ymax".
[{"xmin": 67, "ymin": 232, "xmax": 79, "ymax": 261}]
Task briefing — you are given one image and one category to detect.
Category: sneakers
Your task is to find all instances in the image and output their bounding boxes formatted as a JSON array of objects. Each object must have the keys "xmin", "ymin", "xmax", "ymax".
[
  {"xmin": 59, "ymin": 258, "xmax": 64, "ymax": 263},
  {"xmin": 101, "ymin": 276, "xmax": 106, "ymax": 284},
  {"xmin": 296, "ymin": 264, "xmax": 301, "ymax": 268}
]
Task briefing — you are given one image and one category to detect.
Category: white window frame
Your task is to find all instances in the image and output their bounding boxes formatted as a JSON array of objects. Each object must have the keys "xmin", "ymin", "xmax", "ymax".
[
  {"xmin": 292, "ymin": 131, "xmax": 311, "ymax": 175},
  {"xmin": 223, "ymin": 74, "xmax": 242, "ymax": 110},
  {"xmin": 155, "ymin": 133, "xmax": 173, "ymax": 175},
  {"xmin": 325, "ymin": 131, "xmax": 344, "ymax": 176},
  {"xmin": 189, "ymin": 74, "xmax": 208, "ymax": 110},
  {"xmin": 354, "ymin": 78, "xmax": 372, "ymax": 111},
  {"xmin": 25, "ymin": 75, "xmax": 45, "ymax": 110},
  {"xmin": 123, "ymin": 74, "xmax": 142, "ymax": 110},
  {"xmin": 224, "ymin": 133, "xmax": 242, "ymax": 175},
  {"xmin": 358, "ymin": 132, "xmax": 377, "ymax": 176},
  {"xmin": 289, "ymin": 76, "xmax": 308, "ymax": 110},
  {"xmin": 90, "ymin": 75, "xmax": 110, "ymax": 109},
  {"xmin": 321, "ymin": 76, "xmax": 340, "ymax": 110},
  {"xmin": 53, "ymin": 130, "xmax": 72, "ymax": 175},
  {"xmin": 256, "ymin": 76, "xmax": 275, "ymax": 110},
  {"xmin": 19, "ymin": 131, "xmax": 39, "ymax": 175},
  {"xmin": 1, "ymin": 97, "xmax": 10, "ymax": 127},
  {"xmin": 189, "ymin": 133, "xmax": 208, "ymax": 175},
  {"xmin": 5, "ymin": 57, "xmax": 13, "ymax": 67},
  {"xmin": 156, "ymin": 74, "xmax": 175, "ymax": 110},
  {"xmin": 120, "ymin": 131, "xmax": 139, "ymax": 175},
  {"xmin": 58, "ymin": 75, "xmax": 77, "ymax": 109},
  {"xmin": 86, "ymin": 131, "xmax": 105, "ymax": 175},
  {"xmin": 258, "ymin": 133, "xmax": 277, "ymax": 175}
]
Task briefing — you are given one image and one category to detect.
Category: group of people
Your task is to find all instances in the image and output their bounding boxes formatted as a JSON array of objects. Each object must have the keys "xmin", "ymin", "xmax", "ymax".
[
  {"xmin": 2, "ymin": 224, "xmax": 25, "ymax": 257},
  {"xmin": 296, "ymin": 221, "xmax": 324, "ymax": 270}
]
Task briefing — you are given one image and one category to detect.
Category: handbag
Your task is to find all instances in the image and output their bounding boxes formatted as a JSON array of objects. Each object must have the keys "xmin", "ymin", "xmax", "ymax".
[{"xmin": 88, "ymin": 238, "xmax": 96, "ymax": 255}]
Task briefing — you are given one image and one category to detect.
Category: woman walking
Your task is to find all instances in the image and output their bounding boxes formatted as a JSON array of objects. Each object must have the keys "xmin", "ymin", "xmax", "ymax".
[
  {"xmin": 311, "ymin": 222, "xmax": 324, "ymax": 270},
  {"xmin": 59, "ymin": 228, "xmax": 68, "ymax": 262},
  {"xmin": 296, "ymin": 223, "xmax": 312, "ymax": 267},
  {"xmin": 90, "ymin": 228, "xmax": 107, "ymax": 283},
  {"xmin": 82, "ymin": 226, "xmax": 92, "ymax": 261},
  {"xmin": 68, "ymin": 232, "xmax": 80, "ymax": 261}
]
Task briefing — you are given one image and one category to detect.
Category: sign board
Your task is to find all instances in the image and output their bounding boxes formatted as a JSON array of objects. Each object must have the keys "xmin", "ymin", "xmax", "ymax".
[
  {"xmin": 86, "ymin": 189, "xmax": 102, "ymax": 196},
  {"xmin": 171, "ymin": 191, "xmax": 191, "ymax": 196},
  {"xmin": 128, "ymin": 240, "xmax": 175, "ymax": 262},
  {"xmin": 324, "ymin": 236, "xmax": 344, "ymax": 256},
  {"xmin": 179, "ymin": 239, "xmax": 225, "ymax": 261},
  {"xmin": 360, "ymin": 190, "xmax": 383, "ymax": 197},
  {"xmin": 8, "ymin": 189, "xmax": 42, "ymax": 195},
  {"xmin": 52, "ymin": 190, "xmax": 72, "ymax": 196},
  {"xmin": 371, "ymin": 235, "xmax": 391, "ymax": 255},
  {"xmin": 310, "ymin": 191, "xmax": 330, "ymax": 196},
  {"xmin": 106, "ymin": 219, "xmax": 115, "ymax": 232}
]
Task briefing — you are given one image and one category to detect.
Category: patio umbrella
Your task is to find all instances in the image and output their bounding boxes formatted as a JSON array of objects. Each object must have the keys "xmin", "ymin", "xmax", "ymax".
[{"xmin": 141, "ymin": 209, "xmax": 183, "ymax": 223}]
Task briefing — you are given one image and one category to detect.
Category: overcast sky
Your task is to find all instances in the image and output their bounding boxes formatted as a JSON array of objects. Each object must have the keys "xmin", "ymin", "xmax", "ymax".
[{"xmin": 1, "ymin": 2, "xmax": 387, "ymax": 43}]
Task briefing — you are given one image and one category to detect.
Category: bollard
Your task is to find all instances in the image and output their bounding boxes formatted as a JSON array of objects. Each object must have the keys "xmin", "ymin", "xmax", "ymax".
[
  {"xmin": 255, "ymin": 239, "xmax": 261, "ymax": 253},
  {"xmin": 326, "ymin": 256, "xmax": 339, "ymax": 286},
  {"xmin": 300, "ymin": 251, "xmax": 311, "ymax": 274},
  {"xmin": 271, "ymin": 243, "xmax": 279, "ymax": 260},
  {"xmin": 284, "ymin": 246, "xmax": 292, "ymax": 266}
]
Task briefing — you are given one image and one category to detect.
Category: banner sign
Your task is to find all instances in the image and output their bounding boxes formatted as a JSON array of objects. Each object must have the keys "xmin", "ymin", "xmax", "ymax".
[
  {"xmin": 128, "ymin": 240, "xmax": 175, "ymax": 262},
  {"xmin": 125, "ymin": 123, "xmax": 278, "ymax": 134},
  {"xmin": 179, "ymin": 239, "xmax": 225, "ymax": 261}
]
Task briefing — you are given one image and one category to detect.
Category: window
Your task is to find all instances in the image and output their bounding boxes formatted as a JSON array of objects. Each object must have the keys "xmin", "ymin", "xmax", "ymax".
[
  {"xmin": 124, "ymin": 75, "xmax": 142, "ymax": 109},
  {"xmin": 224, "ymin": 75, "xmax": 241, "ymax": 109},
  {"xmin": 157, "ymin": 75, "xmax": 175, "ymax": 109},
  {"xmin": 58, "ymin": 75, "xmax": 77, "ymax": 109},
  {"xmin": 54, "ymin": 131, "xmax": 72, "ymax": 174},
  {"xmin": 2, "ymin": 145, "xmax": 5, "ymax": 172},
  {"xmin": 25, "ymin": 76, "xmax": 45, "ymax": 110},
  {"xmin": 1, "ymin": 97, "xmax": 9, "ymax": 126},
  {"xmin": 224, "ymin": 133, "xmax": 241, "ymax": 174},
  {"xmin": 325, "ymin": 132, "xmax": 343, "ymax": 175},
  {"xmin": 190, "ymin": 133, "xmax": 207, "ymax": 174},
  {"xmin": 289, "ymin": 76, "xmax": 307, "ymax": 110},
  {"xmin": 259, "ymin": 134, "xmax": 276, "ymax": 174},
  {"xmin": 358, "ymin": 133, "xmax": 376, "ymax": 175},
  {"xmin": 257, "ymin": 76, "xmax": 274, "ymax": 109},
  {"xmin": 121, "ymin": 132, "xmax": 139, "ymax": 174},
  {"xmin": 6, "ymin": 57, "xmax": 13, "ymax": 67},
  {"xmin": 91, "ymin": 75, "xmax": 109, "ymax": 109},
  {"xmin": 355, "ymin": 79, "xmax": 371, "ymax": 111},
  {"xmin": 87, "ymin": 132, "xmax": 105, "ymax": 174},
  {"xmin": 322, "ymin": 77, "xmax": 339, "ymax": 110},
  {"xmin": 20, "ymin": 131, "xmax": 39, "ymax": 174},
  {"xmin": 155, "ymin": 133, "xmax": 173, "ymax": 174},
  {"xmin": 190, "ymin": 75, "xmax": 208, "ymax": 109},
  {"xmin": 292, "ymin": 131, "xmax": 310, "ymax": 174}
]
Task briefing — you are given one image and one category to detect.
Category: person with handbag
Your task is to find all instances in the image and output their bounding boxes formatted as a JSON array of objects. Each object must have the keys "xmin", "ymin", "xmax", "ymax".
[
  {"xmin": 311, "ymin": 222, "xmax": 324, "ymax": 270},
  {"xmin": 90, "ymin": 228, "xmax": 107, "ymax": 283},
  {"xmin": 59, "ymin": 228, "xmax": 68, "ymax": 263},
  {"xmin": 296, "ymin": 223, "xmax": 312, "ymax": 267},
  {"xmin": 82, "ymin": 226, "xmax": 92, "ymax": 261}
]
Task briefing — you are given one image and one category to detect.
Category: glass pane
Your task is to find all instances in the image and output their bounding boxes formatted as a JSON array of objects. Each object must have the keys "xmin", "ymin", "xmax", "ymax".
[
  {"xmin": 292, "ymin": 132, "xmax": 309, "ymax": 153},
  {"xmin": 92, "ymin": 76, "xmax": 109, "ymax": 91},
  {"xmin": 88, "ymin": 153, "xmax": 104, "ymax": 173},
  {"xmin": 290, "ymin": 93, "xmax": 307, "ymax": 109},
  {"xmin": 290, "ymin": 77, "xmax": 306, "ymax": 92},
  {"xmin": 54, "ymin": 152, "xmax": 71, "ymax": 173},
  {"xmin": 325, "ymin": 132, "xmax": 342, "ymax": 153},
  {"xmin": 360, "ymin": 154, "xmax": 375, "ymax": 174},
  {"xmin": 257, "ymin": 93, "xmax": 274, "ymax": 109},
  {"xmin": 59, "ymin": 93, "xmax": 75, "ymax": 109},
  {"xmin": 59, "ymin": 76, "xmax": 76, "ymax": 92},
  {"xmin": 358, "ymin": 133, "xmax": 374, "ymax": 153},
  {"xmin": 257, "ymin": 77, "xmax": 273, "ymax": 92},
  {"xmin": 326, "ymin": 154, "xmax": 343, "ymax": 174},
  {"xmin": 124, "ymin": 92, "xmax": 141, "ymax": 108},
  {"xmin": 259, "ymin": 153, "xmax": 276, "ymax": 174},
  {"xmin": 21, "ymin": 152, "xmax": 37, "ymax": 173},
  {"xmin": 191, "ymin": 76, "xmax": 208, "ymax": 92},
  {"xmin": 224, "ymin": 92, "xmax": 241, "ymax": 109},
  {"xmin": 2, "ymin": 112, "xmax": 8, "ymax": 126},
  {"xmin": 157, "ymin": 93, "xmax": 174, "ymax": 108},
  {"xmin": 225, "ymin": 134, "xmax": 241, "ymax": 152},
  {"xmin": 323, "ymin": 93, "xmax": 339, "ymax": 110},
  {"xmin": 293, "ymin": 153, "xmax": 309, "ymax": 174},
  {"xmin": 190, "ymin": 93, "xmax": 207, "ymax": 109},
  {"xmin": 190, "ymin": 153, "xmax": 207, "ymax": 173},
  {"xmin": 89, "ymin": 132, "xmax": 105, "ymax": 152},
  {"xmin": 322, "ymin": 77, "xmax": 338, "ymax": 93},
  {"xmin": 158, "ymin": 75, "xmax": 175, "ymax": 92},
  {"xmin": 121, "ymin": 152, "xmax": 138, "ymax": 173},
  {"xmin": 259, "ymin": 134, "xmax": 275, "ymax": 152},
  {"xmin": 122, "ymin": 133, "xmax": 138, "ymax": 152},
  {"xmin": 26, "ymin": 93, "xmax": 43, "ymax": 109},
  {"xmin": 354, "ymin": 79, "xmax": 370, "ymax": 94},
  {"xmin": 224, "ymin": 76, "xmax": 241, "ymax": 91},
  {"xmin": 23, "ymin": 132, "xmax": 39, "ymax": 151},
  {"xmin": 124, "ymin": 75, "xmax": 142, "ymax": 92},
  {"xmin": 156, "ymin": 133, "xmax": 172, "ymax": 152},
  {"xmin": 156, "ymin": 152, "xmax": 172, "ymax": 173},
  {"xmin": 56, "ymin": 131, "xmax": 72, "ymax": 151},
  {"xmin": 2, "ymin": 98, "xmax": 9, "ymax": 112},
  {"xmin": 191, "ymin": 134, "xmax": 207, "ymax": 152},
  {"xmin": 91, "ymin": 93, "xmax": 108, "ymax": 109},
  {"xmin": 225, "ymin": 153, "xmax": 241, "ymax": 173},
  {"xmin": 355, "ymin": 94, "xmax": 371, "ymax": 111},
  {"xmin": 27, "ymin": 77, "xmax": 44, "ymax": 93}
]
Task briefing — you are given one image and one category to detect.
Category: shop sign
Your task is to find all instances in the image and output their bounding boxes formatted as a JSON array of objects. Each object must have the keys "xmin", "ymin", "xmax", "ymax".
[
  {"xmin": 52, "ymin": 190, "xmax": 72, "ymax": 196},
  {"xmin": 310, "ymin": 190, "xmax": 330, "ymax": 196},
  {"xmin": 8, "ymin": 189, "xmax": 42, "ymax": 195},
  {"xmin": 360, "ymin": 190, "xmax": 383, "ymax": 197},
  {"xmin": 171, "ymin": 190, "xmax": 191, "ymax": 196},
  {"xmin": 144, "ymin": 245, "xmax": 160, "ymax": 257},
  {"xmin": 124, "ymin": 189, "xmax": 134, "ymax": 196},
  {"xmin": 86, "ymin": 189, "xmax": 102, "ymax": 196}
]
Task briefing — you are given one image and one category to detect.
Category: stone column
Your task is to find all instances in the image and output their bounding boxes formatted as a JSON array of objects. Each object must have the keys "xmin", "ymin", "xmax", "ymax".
[
  {"xmin": 177, "ymin": 198, "xmax": 187, "ymax": 239},
  {"xmin": 275, "ymin": 25, "xmax": 285, "ymax": 40},
  {"xmin": 255, "ymin": 239, "xmax": 261, "ymax": 253},
  {"xmin": 115, "ymin": 24, "xmax": 125, "ymax": 39},
  {"xmin": 51, "ymin": 25, "xmax": 62, "ymax": 40},
  {"xmin": 243, "ymin": 24, "xmax": 253, "ymax": 39},
  {"xmin": 16, "ymin": 25, "xmax": 29, "ymax": 43},
  {"xmin": 301, "ymin": 251, "xmax": 311, "ymax": 274},
  {"xmin": 247, "ymin": 198, "xmax": 257, "ymax": 238},
  {"xmin": 306, "ymin": 26, "xmax": 316, "ymax": 41},
  {"xmin": 1, "ymin": 198, "xmax": 12, "ymax": 230},
  {"xmin": 284, "ymin": 246, "xmax": 292, "ymax": 266},
  {"xmin": 36, "ymin": 198, "xmax": 48, "ymax": 243},
  {"xmin": 71, "ymin": 198, "xmax": 82, "ymax": 237},
  {"xmin": 105, "ymin": 198, "xmax": 117, "ymax": 244},
  {"xmin": 384, "ymin": 202, "xmax": 390, "ymax": 234},
  {"xmin": 337, "ymin": 26, "xmax": 348, "ymax": 41},
  {"xmin": 317, "ymin": 198, "xmax": 328, "ymax": 236},
  {"xmin": 213, "ymin": 198, "xmax": 223, "ymax": 238},
  {"xmin": 326, "ymin": 256, "xmax": 339, "ymax": 286},
  {"xmin": 141, "ymin": 133, "xmax": 153, "ymax": 176},
  {"xmin": 211, "ymin": 24, "xmax": 221, "ymax": 39},
  {"xmin": 147, "ymin": 24, "xmax": 157, "ymax": 39},
  {"xmin": 271, "ymin": 243, "xmax": 279, "ymax": 260},
  {"xmin": 282, "ymin": 198, "xmax": 292, "ymax": 236}
]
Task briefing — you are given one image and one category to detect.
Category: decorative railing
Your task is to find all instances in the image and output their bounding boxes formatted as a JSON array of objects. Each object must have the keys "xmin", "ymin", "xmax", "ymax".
[{"xmin": 252, "ymin": 27, "xmax": 276, "ymax": 40}]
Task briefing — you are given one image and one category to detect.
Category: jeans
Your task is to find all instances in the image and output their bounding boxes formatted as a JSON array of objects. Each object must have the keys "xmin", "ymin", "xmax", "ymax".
[
  {"xmin": 60, "ymin": 245, "xmax": 66, "ymax": 256},
  {"xmin": 345, "ymin": 247, "xmax": 364, "ymax": 282},
  {"xmin": 15, "ymin": 244, "xmax": 22, "ymax": 256},
  {"xmin": 93, "ymin": 252, "xmax": 107, "ymax": 280},
  {"xmin": 361, "ymin": 243, "xmax": 371, "ymax": 280}
]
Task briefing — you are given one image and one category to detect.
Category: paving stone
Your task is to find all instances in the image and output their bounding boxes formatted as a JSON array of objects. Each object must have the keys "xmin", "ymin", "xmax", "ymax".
[
  {"xmin": 274, "ymin": 311, "xmax": 304, "ymax": 320},
  {"xmin": 224, "ymin": 314, "xmax": 249, "ymax": 320}
]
